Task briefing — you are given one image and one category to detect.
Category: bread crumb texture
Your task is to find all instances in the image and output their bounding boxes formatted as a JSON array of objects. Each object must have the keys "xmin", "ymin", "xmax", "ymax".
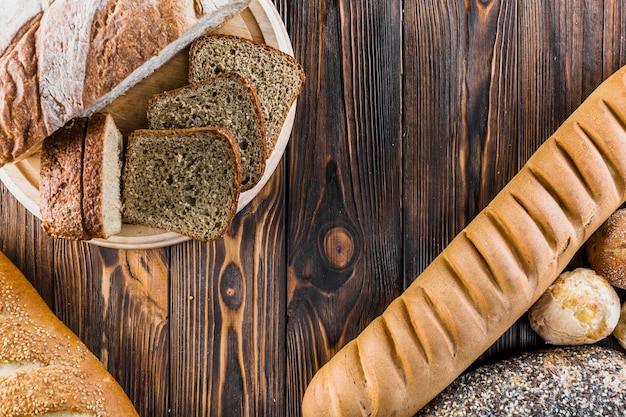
[
  {"xmin": 122, "ymin": 128, "xmax": 241, "ymax": 241},
  {"xmin": 418, "ymin": 345, "xmax": 626, "ymax": 416},
  {"xmin": 189, "ymin": 34, "xmax": 305, "ymax": 151}
]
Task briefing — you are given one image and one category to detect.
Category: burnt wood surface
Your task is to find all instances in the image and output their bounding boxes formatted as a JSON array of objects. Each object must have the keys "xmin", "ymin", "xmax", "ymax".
[{"xmin": 1, "ymin": 1, "xmax": 626, "ymax": 416}]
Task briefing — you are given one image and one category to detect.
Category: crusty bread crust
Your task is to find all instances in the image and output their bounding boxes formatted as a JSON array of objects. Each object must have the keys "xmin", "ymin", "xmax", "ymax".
[
  {"xmin": 0, "ymin": 250, "xmax": 139, "ymax": 416},
  {"xmin": 40, "ymin": 118, "xmax": 89, "ymax": 240},
  {"xmin": 302, "ymin": 64, "xmax": 626, "ymax": 416},
  {"xmin": 0, "ymin": 0, "xmax": 251, "ymax": 167}
]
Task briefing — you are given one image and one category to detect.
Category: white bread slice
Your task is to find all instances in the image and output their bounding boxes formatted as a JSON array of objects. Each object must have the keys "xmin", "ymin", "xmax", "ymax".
[
  {"xmin": 82, "ymin": 113, "xmax": 123, "ymax": 239},
  {"xmin": 122, "ymin": 127, "xmax": 242, "ymax": 242},
  {"xmin": 0, "ymin": 0, "xmax": 251, "ymax": 167},
  {"xmin": 0, "ymin": 250, "xmax": 139, "ymax": 415}
]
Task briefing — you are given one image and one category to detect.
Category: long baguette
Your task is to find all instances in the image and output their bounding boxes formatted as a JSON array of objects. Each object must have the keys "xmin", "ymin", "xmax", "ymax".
[{"xmin": 302, "ymin": 65, "xmax": 626, "ymax": 416}]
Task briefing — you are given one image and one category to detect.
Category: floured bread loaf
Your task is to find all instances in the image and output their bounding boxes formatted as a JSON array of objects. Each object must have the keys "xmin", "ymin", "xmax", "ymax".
[
  {"xmin": 40, "ymin": 113, "xmax": 123, "ymax": 240},
  {"xmin": 189, "ymin": 34, "xmax": 305, "ymax": 152},
  {"xmin": 0, "ymin": 250, "xmax": 139, "ymax": 416},
  {"xmin": 147, "ymin": 71, "xmax": 266, "ymax": 191},
  {"xmin": 0, "ymin": 0, "xmax": 251, "ymax": 167},
  {"xmin": 122, "ymin": 127, "xmax": 242, "ymax": 242},
  {"xmin": 302, "ymin": 64, "xmax": 626, "ymax": 416}
]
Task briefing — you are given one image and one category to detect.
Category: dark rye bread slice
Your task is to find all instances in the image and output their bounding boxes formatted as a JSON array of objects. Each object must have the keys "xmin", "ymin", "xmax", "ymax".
[
  {"xmin": 147, "ymin": 71, "xmax": 266, "ymax": 191},
  {"xmin": 82, "ymin": 113, "xmax": 123, "ymax": 239},
  {"xmin": 40, "ymin": 117, "xmax": 89, "ymax": 240},
  {"xmin": 188, "ymin": 34, "xmax": 305, "ymax": 153},
  {"xmin": 122, "ymin": 127, "xmax": 242, "ymax": 242}
]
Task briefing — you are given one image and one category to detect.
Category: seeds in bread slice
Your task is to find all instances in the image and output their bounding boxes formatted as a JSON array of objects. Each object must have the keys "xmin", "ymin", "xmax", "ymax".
[
  {"xmin": 122, "ymin": 127, "xmax": 242, "ymax": 242},
  {"xmin": 82, "ymin": 113, "xmax": 123, "ymax": 239},
  {"xmin": 147, "ymin": 71, "xmax": 266, "ymax": 191},
  {"xmin": 188, "ymin": 34, "xmax": 305, "ymax": 152},
  {"xmin": 40, "ymin": 117, "xmax": 89, "ymax": 240}
]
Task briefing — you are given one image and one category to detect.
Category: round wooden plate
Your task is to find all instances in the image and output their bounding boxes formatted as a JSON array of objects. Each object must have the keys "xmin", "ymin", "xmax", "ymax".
[{"xmin": 0, "ymin": 0, "xmax": 296, "ymax": 249}]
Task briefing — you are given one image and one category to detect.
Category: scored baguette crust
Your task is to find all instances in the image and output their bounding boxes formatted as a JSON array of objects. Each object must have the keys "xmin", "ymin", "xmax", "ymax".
[
  {"xmin": 0, "ymin": 0, "xmax": 251, "ymax": 167},
  {"xmin": 302, "ymin": 66, "xmax": 626, "ymax": 416},
  {"xmin": 0, "ymin": 250, "xmax": 139, "ymax": 416}
]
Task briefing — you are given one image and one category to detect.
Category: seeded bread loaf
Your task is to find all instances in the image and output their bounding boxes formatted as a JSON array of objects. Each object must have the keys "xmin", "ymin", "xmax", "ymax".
[
  {"xmin": 40, "ymin": 117, "xmax": 89, "ymax": 240},
  {"xmin": 0, "ymin": 250, "xmax": 139, "ymax": 416},
  {"xmin": 417, "ymin": 346, "xmax": 626, "ymax": 416},
  {"xmin": 82, "ymin": 113, "xmax": 123, "ymax": 239},
  {"xmin": 189, "ymin": 34, "xmax": 305, "ymax": 152},
  {"xmin": 0, "ymin": 0, "xmax": 251, "ymax": 167},
  {"xmin": 302, "ymin": 64, "xmax": 626, "ymax": 416},
  {"xmin": 147, "ymin": 71, "xmax": 266, "ymax": 191},
  {"xmin": 122, "ymin": 127, "xmax": 242, "ymax": 242}
]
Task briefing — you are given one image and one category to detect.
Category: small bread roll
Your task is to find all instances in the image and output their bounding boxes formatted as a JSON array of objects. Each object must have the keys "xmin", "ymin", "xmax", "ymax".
[
  {"xmin": 528, "ymin": 268, "xmax": 620, "ymax": 345},
  {"xmin": 585, "ymin": 208, "xmax": 626, "ymax": 289},
  {"xmin": 613, "ymin": 302, "xmax": 626, "ymax": 350}
]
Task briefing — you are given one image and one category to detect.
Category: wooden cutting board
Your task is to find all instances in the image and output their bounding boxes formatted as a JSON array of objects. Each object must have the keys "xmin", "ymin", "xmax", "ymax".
[{"xmin": 0, "ymin": 0, "xmax": 296, "ymax": 249}]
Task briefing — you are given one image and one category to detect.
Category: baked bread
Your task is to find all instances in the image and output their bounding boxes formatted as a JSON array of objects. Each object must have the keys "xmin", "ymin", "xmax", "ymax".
[
  {"xmin": 417, "ymin": 346, "xmax": 626, "ymax": 416},
  {"xmin": 147, "ymin": 71, "xmax": 266, "ymax": 191},
  {"xmin": 528, "ymin": 267, "xmax": 620, "ymax": 345},
  {"xmin": 585, "ymin": 208, "xmax": 626, "ymax": 289},
  {"xmin": 0, "ymin": 0, "xmax": 251, "ymax": 167},
  {"xmin": 40, "ymin": 117, "xmax": 90, "ymax": 240},
  {"xmin": 40, "ymin": 113, "xmax": 123, "ymax": 240},
  {"xmin": 0, "ymin": 250, "xmax": 139, "ymax": 416},
  {"xmin": 188, "ymin": 34, "xmax": 305, "ymax": 152},
  {"xmin": 122, "ymin": 127, "xmax": 242, "ymax": 242},
  {"xmin": 82, "ymin": 113, "xmax": 123, "ymax": 239},
  {"xmin": 302, "ymin": 64, "xmax": 626, "ymax": 416}
]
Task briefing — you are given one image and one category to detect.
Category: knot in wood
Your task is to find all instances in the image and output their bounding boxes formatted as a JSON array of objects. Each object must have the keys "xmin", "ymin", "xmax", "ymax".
[
  {"xmin": 220, "ymin": 263, "xmax": 244, "ymax": 310},
  {"xmin": 322, "ymin": 226, "xmax": 355, "ymax": 270}
]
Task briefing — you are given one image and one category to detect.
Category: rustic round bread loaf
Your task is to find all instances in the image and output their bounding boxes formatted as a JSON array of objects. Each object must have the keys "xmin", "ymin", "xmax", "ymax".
[
  {"xmin": 585, "ymin": 208, "xmax": 626, "ymax": 289},
  {"xmin": 0, "ymin": 0, "xmax": 250, "ymax": 167}
]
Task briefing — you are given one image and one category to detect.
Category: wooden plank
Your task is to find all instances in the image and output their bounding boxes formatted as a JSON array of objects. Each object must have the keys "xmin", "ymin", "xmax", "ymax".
[
  {"xmin": 0, "ymin": 182, "xmax": 55, "ymax": 306},
  {"xmin": 52, "ymin": 243, "xmax": 170, "ymax": 416},
  {"xmin": 283, "ymin": 1, "xmax": 403, "ymax": 415},
  {"xmin": 169, "ymin": 165, "xmax": 286, "ymax": 417},
  {"xmin": 402, "ymin": 0, "xmax": 626, "ymax": 369}
]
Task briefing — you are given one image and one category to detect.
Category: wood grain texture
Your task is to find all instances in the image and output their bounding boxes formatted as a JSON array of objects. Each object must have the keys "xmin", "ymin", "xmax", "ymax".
[
  {"xmin": 2, "ymin": 1, "xmax": 626, "ymax": 416},
  {"xmin": 169, "ymin": 164, "xmax": 286, "ymax": 417},
  {"xmin": 403, "ymin": 0, "xmax": 626, "ymax": 366},
  {"xmin": 283, "ymin": 1, "xmax": 403, "ymax": 415}
]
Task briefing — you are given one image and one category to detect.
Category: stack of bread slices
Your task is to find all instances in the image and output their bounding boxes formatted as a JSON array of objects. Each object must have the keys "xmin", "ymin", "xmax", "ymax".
[{"xmin": 40, "ymin": 34, "xmax": 305, "ymax": 242}]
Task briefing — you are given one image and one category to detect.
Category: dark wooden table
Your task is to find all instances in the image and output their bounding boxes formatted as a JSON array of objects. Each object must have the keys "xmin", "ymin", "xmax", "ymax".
[{"xmin": 2, "ymin": 1, "xmax": 626, "ymax": 416}]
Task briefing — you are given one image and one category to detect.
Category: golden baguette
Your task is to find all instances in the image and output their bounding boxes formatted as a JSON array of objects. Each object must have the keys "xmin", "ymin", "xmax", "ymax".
[{"xmin": 302, "ymin": 65, "xmax": 626, "ymax": 417}]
